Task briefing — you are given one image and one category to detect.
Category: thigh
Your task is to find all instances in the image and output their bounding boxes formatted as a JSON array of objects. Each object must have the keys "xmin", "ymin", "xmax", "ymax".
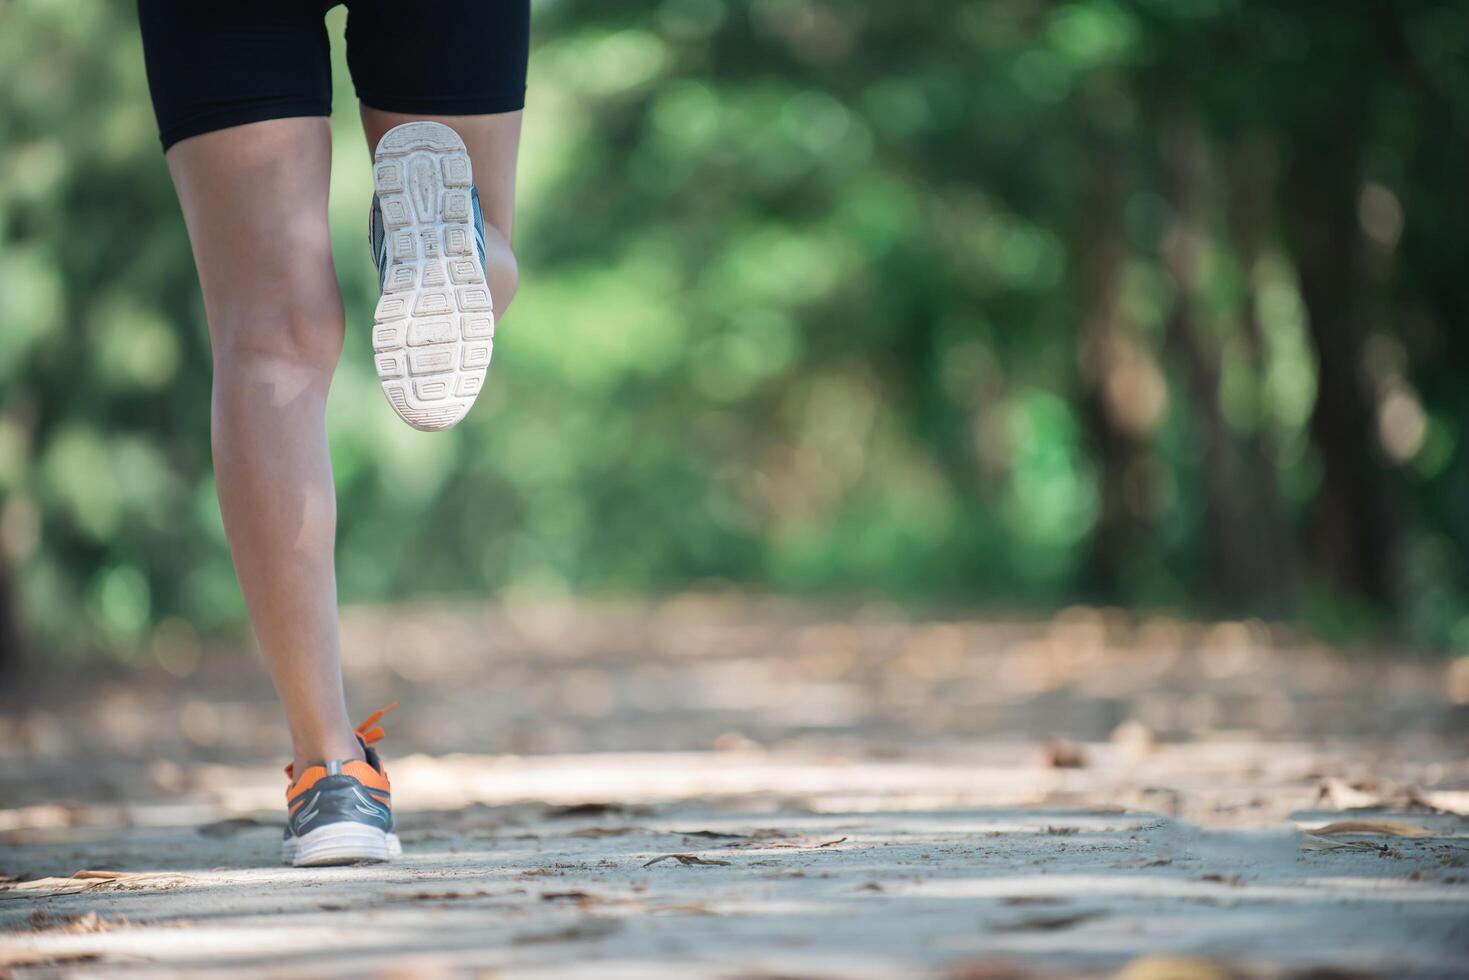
[
  {"xmin": 343, "ymin": 0, "xmax": 529, "ymax": 120},
  {"xmin": 346, "ymin": 0, "xmax": 529, "ymax": 238},
  {"xmin": 166, "ymin": 118, "xmax": 341, "ymax": 354},
  {"xmin": 138, "ymin": 0, "xmax": 334, "ymax": 152}
]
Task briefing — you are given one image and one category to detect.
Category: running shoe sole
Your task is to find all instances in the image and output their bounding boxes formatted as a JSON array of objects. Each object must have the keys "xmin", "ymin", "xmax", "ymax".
[
  {"xmin": 370, "ymin": 121, "xmax": 494, "ymax": 431},
  {"xmin": 283, "ymin": 824, "xmax": 404, "ymax": 867}
]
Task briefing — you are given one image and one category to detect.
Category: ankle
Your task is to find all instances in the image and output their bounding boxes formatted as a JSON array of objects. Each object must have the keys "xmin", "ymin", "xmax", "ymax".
[{"xmin": 290, "ymin": 735, "xmax": 364, "ymax": 778}]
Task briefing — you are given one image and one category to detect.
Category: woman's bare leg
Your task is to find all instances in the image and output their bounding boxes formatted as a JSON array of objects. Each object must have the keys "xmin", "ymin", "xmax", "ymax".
[
  {"xmin": 166, "ymin": 118, "xmax": 360, "ymax": 775},
  {"xmin": 360, "ymin": 108, "xmax": 523, "ymax": 312}
]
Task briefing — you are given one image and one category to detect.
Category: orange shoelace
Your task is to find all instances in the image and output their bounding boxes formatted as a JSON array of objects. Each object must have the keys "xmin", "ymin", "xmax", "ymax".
[
  {"xmin": 353, "ymin": 701, "xmax": 398, "ymax": 749},
  {"xmin": 284, "ymin": 701, "xmax": 399, "ymax": 782}
]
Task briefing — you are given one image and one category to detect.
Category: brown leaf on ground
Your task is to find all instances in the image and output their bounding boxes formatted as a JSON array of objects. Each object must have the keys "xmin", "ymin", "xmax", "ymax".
[
  {"xmin": 25, "ymin": 910, "xmax": 126, "ymax": 934},
  {"xmin": 1111, "ymin": 857, "xmax": 1174, "ymax": 869},
  {"xmin": 642, "ymin": 853, "xmax": 732, "ymax": 868},
  {"xmin": 679, "ymin": 828, "xmax": 789, "ymax": 844},
  {"xmin": 1303, "ymin": 820, "xmax": 1434, "ymax": 838},
  {"xmin": 0, "ymin": 951, "xmax": 103, "ymax": 968},
  {"xmin": 1037, "ymin": 740, "xmax": 1086, "ymax": 768},
  {"xmin": 197, "ymin": 817, "xmax": 267, "ymax": 837},
  {"xmin": 548, "ymin": 803, "xmax": 646, "ymax": 819},
  {"xmin": 540, "ymin": 890, "xmax": 601, "ymax": 905},
  {"xmin": 1198, "ymin": 874, "xmax": 1243, "ymax": 886},
  {"xmin": 1420, "ymin": 789, "xmax": 1469, "ymax": 815},
  {"xmin": 1301, "ymin": 835, "xmax": 1387, "ymax": 853},
  {"xmin": 992, "ymin": 910, "xmax": 1105, "ymax": 932},
  {"xmin": 1316, "ymin": 778, "xmax": 1395, "ymax": 810},
  {"xmin": 511, "ymin": 919, "xmax": 622, "ymax": 944},
  {"xmin": 1316, "ymin": 778, "xmax": 1469, "ymax": 817},
  {"xmin": 567, "ymin": 826, "xmax": 636, "ymax": 838},
  {"xmin": 816, "ymin": 837, "xmax": 848, "ymax": 847},
  {"xmin": 1000, "ymin": 896, "xmax": 1066, "ymax": 906},
  {"xmin": 2, "ymin": 876, "xmax": 96, "ymax": 898},
  {"xmin": 2, "ymin": 870, "xmax": 193, "ymax": 899},
  {"xmin": 388, "ymin": 890, "xmax": 492, "ymax": 902}
]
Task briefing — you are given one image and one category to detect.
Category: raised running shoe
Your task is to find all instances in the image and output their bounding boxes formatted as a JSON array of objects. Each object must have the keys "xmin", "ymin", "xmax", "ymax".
[
  {"xmin": 368, "ymin": 121, "xmax": 494, "ymax": 431},
  {"xmin": 281, "ymin": 703, "xmax": 402, "ymax": 866}
]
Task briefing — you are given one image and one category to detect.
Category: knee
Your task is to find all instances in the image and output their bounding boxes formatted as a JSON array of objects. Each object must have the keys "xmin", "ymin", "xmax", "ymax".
[{"xmin": 211, "ymin": 281, "xmax": 345, "ymax": 376}]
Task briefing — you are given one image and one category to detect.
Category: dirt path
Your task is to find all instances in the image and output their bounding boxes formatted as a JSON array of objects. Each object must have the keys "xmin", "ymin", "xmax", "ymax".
[{"xmin": 3, "ymin": 600, "xmax": 1467, "ymax": 976}]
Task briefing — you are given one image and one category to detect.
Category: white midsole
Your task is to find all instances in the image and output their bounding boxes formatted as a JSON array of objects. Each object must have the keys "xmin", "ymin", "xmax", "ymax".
[{"xmin": 283, "ymin": 824, "xmax": 402, "ymax": 867}]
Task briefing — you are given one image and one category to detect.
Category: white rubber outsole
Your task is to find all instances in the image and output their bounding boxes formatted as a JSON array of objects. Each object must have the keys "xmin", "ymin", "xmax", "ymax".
[
  {"xmin": 283, "ymin": 824, "xmax": 403, "ymax": 867},
  {"xmin": 370, "ymin": 121, "xmax": 494, "ymax": 432}
]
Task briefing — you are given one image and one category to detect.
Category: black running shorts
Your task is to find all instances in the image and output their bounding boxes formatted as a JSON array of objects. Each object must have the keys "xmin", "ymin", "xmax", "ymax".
[{"xmin": 138, "ymin": 1, "xmax": 530, "ymax": 151}]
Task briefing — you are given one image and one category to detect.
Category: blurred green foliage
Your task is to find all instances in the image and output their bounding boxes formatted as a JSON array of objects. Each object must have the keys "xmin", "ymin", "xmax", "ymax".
[{"xmin": 1, "ymin": 0, "xmax": 1467, "ymax": 660}]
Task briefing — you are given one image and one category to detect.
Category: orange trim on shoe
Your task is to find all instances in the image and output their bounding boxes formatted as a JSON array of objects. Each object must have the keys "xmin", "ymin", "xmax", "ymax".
[
  {"xmin": 287, "ymin": 766, "xmax": 331, "ymax": 801},
  {"xmin": 343, "ymin": 759, "xmax": 392, "ymax": 794}
]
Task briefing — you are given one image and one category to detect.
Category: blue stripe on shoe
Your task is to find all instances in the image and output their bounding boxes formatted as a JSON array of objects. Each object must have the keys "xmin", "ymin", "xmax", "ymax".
[
  {"xmin": 369, "ymin": 192, "xmax": 389, "ymax": 292},
  {"xmin": 471, "ymin": 185, "xmax": 487, "ymax": 277}
]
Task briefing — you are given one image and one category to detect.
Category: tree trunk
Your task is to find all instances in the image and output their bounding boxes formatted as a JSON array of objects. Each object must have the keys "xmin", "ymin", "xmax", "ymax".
[
  {"xmin": 1077, "ymin": 140, "xmax": 1140, "ymax": 599},
  {"xmin": 1284, "ymin": 140, "xmax": 1401, "ymax": 605},
  {"xmin": 1162, "ymin": 117, "xmax": 1292, "ymax": 612}
]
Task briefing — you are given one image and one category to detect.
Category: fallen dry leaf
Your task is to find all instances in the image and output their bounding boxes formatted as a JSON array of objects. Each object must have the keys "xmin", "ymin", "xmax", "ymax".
[
  {"xmin": 1303, "ymin": 821, "xmax": 1434, "ymax": 838},
  {"xmin": 0, "ymin": 950, "xmax": 103, "ymax": 968},
  {"xmin": 992, "ymin": 910, "xmax": 1105, "ymax": 932},
  {"xmin": 678, "ymin": 828, "xmax": 789, "ymax": 844},
  {"xmin": 642, "ymin": 853, "xmax": 732, "ymax": 868},
  {"xmin": 2, "ymin": 877, "xmax": 96, "ymax": 898},
  {"xmin": 1420, "ymin": 790, "xmax": 1469, "ymax": 816},
  {"xmin": 1315, "ymin": 779, "xmax": 1469, "ymax": 817},
  {"xmin": 1315, "ymin": 778, "xmax": 1394, "ymax": 811},
  {"xmin": 567, "ymin": 827, "xmax": 636, "ymax": 838},
  {"xmin": 540, "ymin": 890, "xmax": 601, "ymax": 905},
  {"xmin": 1037, "ymin": 740, "xmax": 1086, "ymax": 769},
  {"xmin": 816, "ymin": 837, "xmax": 848, "ymax": 848},
  {"xmin": 1, "ymin": 870, "xmax": 194, "ymax": 900},
  {"xmin": 388, "ymin": 890, "xmax": 492, "ymax": 902},
  {"xmin": 1301, "ymin": 835, "xmax": 1386, "ymax": 853},
  {"xmin": 25, "ymin": 910, "xmax": 125, "ymax": 934},
  {"xmin": 548, "ymin": 803, "xmax": 644, "ymax": 819},
  {"xmin": 511, "ymin": 919, "xmax": 622, "ymax": 944},
  {"xmin": 1000, "ymin": 896, "xmax": 1066, "ymax": 906}
]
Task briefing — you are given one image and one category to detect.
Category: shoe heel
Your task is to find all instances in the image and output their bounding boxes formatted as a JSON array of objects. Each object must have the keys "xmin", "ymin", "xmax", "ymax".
[{"xmin": 290, "ymin": 823, "xmax": 392, "ymax": 867}]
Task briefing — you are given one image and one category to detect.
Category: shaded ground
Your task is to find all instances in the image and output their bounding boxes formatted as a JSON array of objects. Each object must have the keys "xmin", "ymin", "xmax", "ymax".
[{"xmin": 2, "ymin": 598, "xmax": 1467, "ymax": 977}]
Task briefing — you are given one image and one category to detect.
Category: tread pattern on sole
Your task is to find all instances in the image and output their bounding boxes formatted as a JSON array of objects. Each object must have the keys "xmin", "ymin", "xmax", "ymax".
[{"xmin": 371, "ymin": 122, "xmax": 494, "ymax": 432}]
